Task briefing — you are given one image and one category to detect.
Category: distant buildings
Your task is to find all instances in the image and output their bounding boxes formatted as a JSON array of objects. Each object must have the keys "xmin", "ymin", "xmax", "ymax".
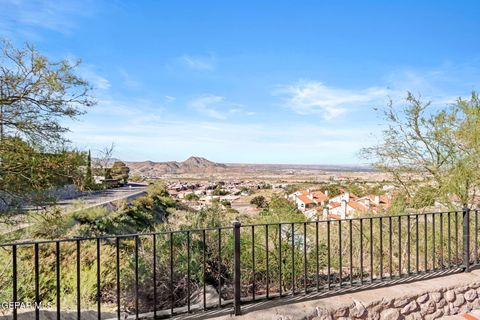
[{"xmin": 289, "ymin": 189, "xmax": 392, "ymax": 220}]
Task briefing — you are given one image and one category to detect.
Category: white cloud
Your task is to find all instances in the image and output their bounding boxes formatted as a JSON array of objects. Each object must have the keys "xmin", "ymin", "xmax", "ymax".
[
  {"xmin": 164, "ymin": 95, "xmax": 176, "ymax": 103},
  {"xmin": 275, "ymin": 80, "xmax": 389, "ymax": 120},
  {"xmin": 78, "ymin": 65, "xmax": 111, "ymax": 90},
  {"xmin": 0, "ymin": 0, "xmax": 95, "ymax": 35},
  {"xmin": 118, "ymin": 68, "xmax": 140, "ymax": 88},
  {"xmin": 189, "ymin": 95, "xmax": 255, "ymax": 120},
  {"xmin": 177, "ymin": 54, "xmax": 216, "ymax": 71},
  {"xmin": 190, "ymin": 95, "xmax": 228, "ymax": 119},
  {"xmin": 68, "ymin": 119, "xmax": 373, "ymax": 164}
]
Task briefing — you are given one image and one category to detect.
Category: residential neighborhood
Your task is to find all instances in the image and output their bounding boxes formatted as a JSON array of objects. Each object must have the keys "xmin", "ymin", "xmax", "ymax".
[{"xmin": 288, "ymin": 188, "xmax": 392, "ymax": 220}]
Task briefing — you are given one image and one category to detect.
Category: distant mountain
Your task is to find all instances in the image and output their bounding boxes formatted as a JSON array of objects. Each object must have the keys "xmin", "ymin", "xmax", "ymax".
[{"xmin": 127, "ymin": 156, "xmax": 227, "ymax": 176}]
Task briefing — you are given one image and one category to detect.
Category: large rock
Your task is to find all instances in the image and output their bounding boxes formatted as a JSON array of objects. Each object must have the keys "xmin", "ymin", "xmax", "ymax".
[
  {"xmin": 425, "ymin": 309, "xmax": 443, "ymax": 320},
  {"xmin": 436, "ymin": 298, "xmax": 447, "ymax": 309},
  {"xmin": 453, "ymin": 294, "xmax": 465, "ymax": 307},
  {"xmin": 420, "ymin": 300, "xmax": 435, "ymax": 315},
  {"xmin": 429, "ymin": 291, "xmax": 442, "ymax": 303},
  {"xmin": 315, "ymin": 307, "xmax": 333, "ymax": 320},
  {"xmin": 333, "ymin": 306, "xmax": 349, "ymax": 318},
  {"xmin": 455, "ymin": 286, "xmax": 468, "ymax": 294},
  {"xmin": 465, "ymin": 289, "xmax": 477, "ymax": 301},
  {"xmin": 416, "ymin": 293, "xmax": 429, "ymax": 303},
  {"xmin": 380, "ymin": 309, "xmax": 399, "ymax": 320},
  {"xmin": 393, "ymin": 299, "xmax": 409, "ymax": 308},
  {"xmin": 445, "ymin": 290, "xmax": 456, "ymax": 302},
  {"xmin": 401, "ymin": 300, "xmax": 418, "ymax": 315},
  {"xmin": 350, "ymin": 300, "xmax": 366, "ymax": 318}
]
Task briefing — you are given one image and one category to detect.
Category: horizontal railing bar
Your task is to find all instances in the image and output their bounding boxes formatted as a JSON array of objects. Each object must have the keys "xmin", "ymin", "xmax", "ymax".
[
  {"xmin": 0, "ymin": 210, "xmax": 463, "ymax": 247},
  {"xmin": 241, "ymin": 210, "xmax": 461, "ymax": 228},
  {"xmin": 0, "ymin": 226, "xmax": 234, "ymax": 247}
]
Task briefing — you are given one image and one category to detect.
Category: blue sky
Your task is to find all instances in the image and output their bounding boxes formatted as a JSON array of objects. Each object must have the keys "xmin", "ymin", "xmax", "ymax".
[{"xmin": 1, "ymin": 1, "xmax": 480, "ymax": 164}]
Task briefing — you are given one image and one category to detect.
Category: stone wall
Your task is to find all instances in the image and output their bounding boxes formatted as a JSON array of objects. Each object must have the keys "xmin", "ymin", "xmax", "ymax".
[
  {"xmin": 315, "ymin": 281, "xmax": 480, "ymax": 320},
  {"xmin": 210, "ymin": 270, "xmax": 480, "ymax": 320}
]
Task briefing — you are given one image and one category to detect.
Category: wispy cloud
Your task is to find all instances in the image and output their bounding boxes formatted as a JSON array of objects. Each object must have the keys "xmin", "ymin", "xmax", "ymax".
[
  {"xmin": 274, "ymin": 80, "xmax": 389, "ymax": 120},
  {"xmin": 0, "ymin": 0, "xmax": 95, "ymax": 35},
  {"xmin": 177, "ymin": 53, "xmax": 216, "ymax": 71},
  {"xmin": 68, "ymin": 119, "xmax": 373, "ymax": 164},
  {"xmin": 190, "ymin": 95, "xmax": 228, "ymax": 119},
  {"xmin": 78, "ymin": 65, "xmax": 111, "ymax": 90},
  {"xmin": 190, "ymin": 95, "xmax": 254, "ymax": 120},
  {"xmin": 118, "ymin": 68, "xmax": 141, "ymax": 88},
  {"xmin": 164, "ymin": 95, "xmax": 176, "ymax": 103}
]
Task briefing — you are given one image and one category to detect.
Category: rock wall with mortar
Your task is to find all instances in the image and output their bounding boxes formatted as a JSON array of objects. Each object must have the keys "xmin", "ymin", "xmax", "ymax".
[{"xmin": 314, "ymin": 282, "xmax": 480, "ymax": 320}]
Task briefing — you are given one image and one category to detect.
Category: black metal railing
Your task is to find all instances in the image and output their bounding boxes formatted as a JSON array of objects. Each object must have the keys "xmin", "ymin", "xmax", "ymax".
[{"xmin": 0, "ymin": 209, "xmax": 478, "ymax": 319}]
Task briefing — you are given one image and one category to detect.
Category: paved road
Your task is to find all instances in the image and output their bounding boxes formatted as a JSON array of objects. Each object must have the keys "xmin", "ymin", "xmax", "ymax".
[
  {"xmin": 54, "ymin": 183, "xmax": 148, "ymax": 212},
  {"xmin": 1, "ymin": 184, "xmax": 149, "ymax": 236}
]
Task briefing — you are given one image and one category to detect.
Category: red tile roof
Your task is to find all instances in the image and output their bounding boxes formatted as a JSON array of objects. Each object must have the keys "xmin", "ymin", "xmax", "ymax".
[{"xmin": 298, "ymin": 194, "xmax": 314, "ymax": 204}]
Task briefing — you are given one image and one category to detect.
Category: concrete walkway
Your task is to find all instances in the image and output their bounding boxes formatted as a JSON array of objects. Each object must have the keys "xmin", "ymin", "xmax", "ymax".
[{"xmin": 181, "ymin": 269, "xmax": 480, "ymax": 320}]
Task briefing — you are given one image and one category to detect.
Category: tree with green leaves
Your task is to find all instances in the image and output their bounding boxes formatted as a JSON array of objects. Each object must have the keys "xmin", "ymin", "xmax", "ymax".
[
  {"xmin": 250, "ymin": 195, "xmax": 268, "ymax": 208},
  {"xmin": 361, "ymin": 92, "xmax": 480, "ymax": 209},
  {"xmin": 110, "ymin": 161, "xmax": 130, "ymax": 184},
  {"xmin": 0, "ymin": 40, "xmax": 95, "ymax": 211},
  {"xmin": 184, "ymin": 192, "xmax": 200, "ymax": 201},
  {"xmin": 0, "ymin": 40, "xmax": 95, "ymax": 144}
]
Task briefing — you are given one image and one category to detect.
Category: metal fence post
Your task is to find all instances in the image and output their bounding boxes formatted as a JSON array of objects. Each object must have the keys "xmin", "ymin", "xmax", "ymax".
[
  {"xmin": 233, "ymin": 221, "xmax": 242, "ymax": 315},
  {"xmin": 463, "ymin": 207, "xmax": 471, "ymax": 272}
]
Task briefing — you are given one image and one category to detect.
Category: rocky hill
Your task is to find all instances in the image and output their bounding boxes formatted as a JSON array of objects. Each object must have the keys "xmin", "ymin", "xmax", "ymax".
[{"xmin": 127, "ymin": 156, "xmax": 227, "ymax": 176}]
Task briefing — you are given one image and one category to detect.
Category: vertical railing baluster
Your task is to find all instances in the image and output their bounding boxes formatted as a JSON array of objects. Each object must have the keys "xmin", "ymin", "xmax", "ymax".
[
  {"xmin": 278, "ymin": 224, "xmax": 281, "ymax": 297},
  {"xmin": 475, "ymin": 210, "xmax": 478, "ymax": 265},
  {"xmin": 369, "ymin": 218, "xmax": 373, "ymax": 282},
  {"xmin": 424, "ymin": 214, "xmax": 428, "ymax": 272},
  {"xmin": 338, "ymin": 220, "xmax": 342, "ymax": 287},
  {"xmin": 389, "ymin": 217, "xmax": 392, "ymax": 279},
  {"xmin": 398, "ymin": 216, "xmax": 401, "ymax": 277},
  {"xmin": 170, "ymin": 232, "xmax": 174, "ymax": 316},
  {"xmin": 252, "ymin": 225, "xmax": 256, "ymax": 301},
  {"xmin": 187, "ymin": 231, "xmax": 191, "ymax": 313},
  {"xmin": 35, "ymin": 244, "xmax": 40, "ymax": 320},
  {"xmin": 265, "ymin": 224, "xmax": 270, "ymax": 299},
  {"xmin": 463, "ymin": 207, "xmax": 471, "ymax": 272},
  {"xmin": 360, "ymin": 219, "xmax": 363, "ymax": 284},
  {"xmin": 303, "ymin": 222, "xmax": 307, "ymax": 294},
  {"xmin": 233, "ymin": 222, "xmax": 241, "ymax": 316},
  {"xmin": 379, "ymin": 217, "xmax": 383, "ymax": 280},
  {"xmin": 415, "ymin": 215, "xmax": 419, "ymax": 274},
  {"xmin": 432, "ymin": 213, "xmax": 436, "ymax": 271},
  {"xmin": 56, "ymin": 242, "xmax": 61, "ymax": 320},
  {"xmin": 407, "ymin": 216, "xmax": 411, "ymax": 275},
  {"xmin": 135, "ymin": 236, "xmax": 139, "ymax": 319},
  {"xmin": 291, "ymin": 223, "xmax": 295, "ymax": 294},
  {"xmin": 218, "ymin": 229, "xmax": 222, "ymax": 308},
  {"xmin": 327, "ymin": 221, "xmax": 331, "ymax": 290},
  {"xmin": 265, "ymin": 225, "xmax": 269, "ymax": 298},
  {"xmin": 316, "ymin": 221, "xmax": 319, "ymax": 292},
  {"xmin": 12, "ymin": 245, "xmax": 17, "ymax": 320},
  {"xmin": 153, "ymin": 234, "xmax": 157, "ymax": 318},
  {"xmin": 455, "ymin": 212, "xmax": 459, "ymax": 267},
  {"xmin": 440, "ymin": 213, "xmax": 444, "ymax": 269},
  {"xmin": 96, "ymin": 239, "xmax": 101, "ymax": 320},
  {"xmin": 349, "ymin": 219, "xmax": 353, "ymax": 286},
  {"xmin": 116, "ymin": 238, "xmax": 121, "ymax": 320},
  {"xmin": 202, "ymin": 230, "xmax": 207, "ymax": 310},
  {"xmin": 76, "ymin": 240, "xmax": 81, "ymax": 320},
  {"xmin": 448, "ymin": 212, "xmax": 452, "ymax": 268}
]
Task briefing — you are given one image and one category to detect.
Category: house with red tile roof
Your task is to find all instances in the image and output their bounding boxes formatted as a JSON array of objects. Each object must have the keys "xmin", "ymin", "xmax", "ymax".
[
  {"xmin": 289, "ymin": 188, "xmax": 392, "ymax": 220},
  {"xmin": 288, "ymin": 189, "xmax": 328, "ymax": 212}
]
